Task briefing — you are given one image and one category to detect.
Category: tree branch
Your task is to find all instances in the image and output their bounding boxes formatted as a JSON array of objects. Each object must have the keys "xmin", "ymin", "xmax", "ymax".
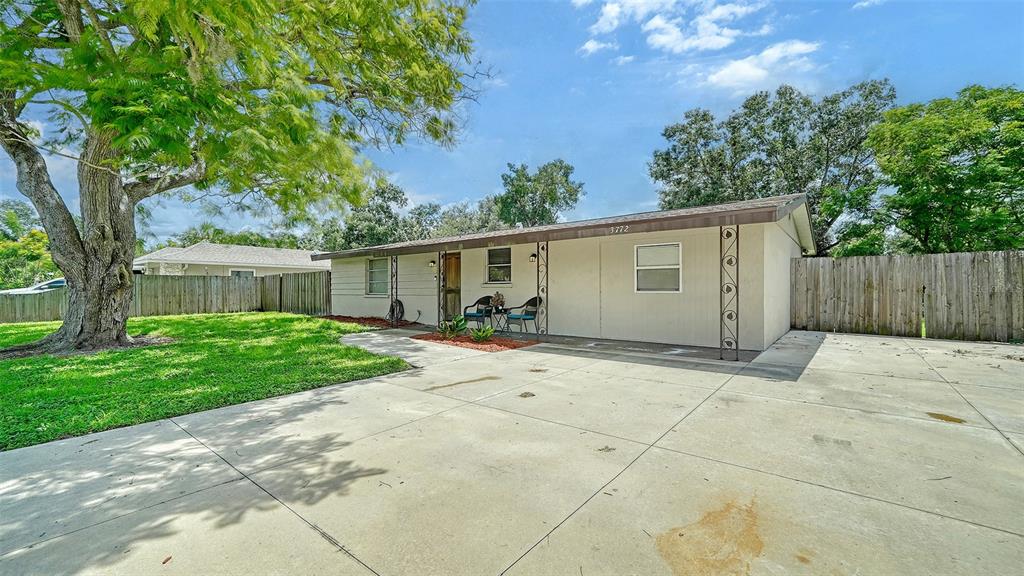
[
  {"xmin": 125, "ymin": 159, "xmax": 207, "ymax": 202},
  {"xmin": 0, "ymin": 117, "xmax": 85, "ymax": 270}
]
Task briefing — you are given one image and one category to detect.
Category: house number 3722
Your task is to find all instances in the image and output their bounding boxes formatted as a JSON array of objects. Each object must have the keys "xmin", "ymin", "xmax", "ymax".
[{"xmin": 609, "ymin": 225, "xmax": 630, "ymax": 234}]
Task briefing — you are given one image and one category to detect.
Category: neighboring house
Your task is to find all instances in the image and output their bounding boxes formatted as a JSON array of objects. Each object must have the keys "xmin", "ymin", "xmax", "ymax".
[
  {"xmin": 313, "ymin": 193, "xmax": 816, "ymax": 351},
  {"xmin": 134, "ymin": 241, "xmax": 329, "ymax": 277}
]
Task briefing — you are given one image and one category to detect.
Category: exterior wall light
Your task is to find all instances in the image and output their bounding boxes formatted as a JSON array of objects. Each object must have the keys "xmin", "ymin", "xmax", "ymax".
[
  {"xmin": 428, "ymin": 260, "xmax": 436, "ymax": 267},
  {"xmin": 529, "ymin": 253, "xmax": 537, "ymax": 263}
]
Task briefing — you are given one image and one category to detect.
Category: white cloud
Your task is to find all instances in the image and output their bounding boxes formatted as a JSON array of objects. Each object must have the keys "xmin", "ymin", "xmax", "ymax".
[
  {"xmin": 578, "ymin": 38, "xmax": 618, "ymax": 56},
  {"xmin": 581, "ymin": 1, "xmax": 771, "ymax": 56},
  {"xmin": 612, "ymin": 55, "xmax": 636, "ymax": 65},
  {"xmin": 852, "ymin": 0, "xmax": 886, "ymax": 9},
  {"xmin": 589, "ymin": 0, "xmax": 677, "ymax": 35},
  {"xmin": 571, "ymin": 0, "xmax": 595, "ymax": 6},
  {"xmin": 706, "ymin": 39, "xmax": 820, "ymax": 90},
  {"xmin": 590, "ymin": 2, "xmax": 624, "ymax": 34}
]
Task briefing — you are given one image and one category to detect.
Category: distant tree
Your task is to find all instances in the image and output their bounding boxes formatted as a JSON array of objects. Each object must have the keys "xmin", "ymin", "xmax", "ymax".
[
  {"xmin": 405, "ymin": 202, "xmax": 444, "ymax": 241},
  {"xmin": 495, "ymin": 160, "xmax": 584, "ymax": 227},
  {"xmin": 432, "ymin": 196, "xmax": 504, "ymax": 237},
  {"xmin": 336, "ymin": 183, "xmax": 416, "ymax": 249},
  {"xmin": 649, "ymin": 81, "xmax": 897, "ymax": 254},
  {"xmin": 867, "ymin": 85, "xmax": 1024, "ymax": 253},
  {"xmin": 0, "ymin": 229, "xmax": 58, "ymax": 289},
  {"xmin": 1, "ymin": 0, "xmax": 476, "ymax": 353},
  {"xmin": 159, "ymin": 222, "xmax": 300, "ymax": 250},
  {"xmin": 0, "ymin": 199, "xmax": 39, "ymax": 240},
  {"xmin": 298, "ymin": 182, "xmax": 440, "ymax": 251},
  {"xmin": 297, "ymin": 216, "xmax": 348, "ymax": 253}
]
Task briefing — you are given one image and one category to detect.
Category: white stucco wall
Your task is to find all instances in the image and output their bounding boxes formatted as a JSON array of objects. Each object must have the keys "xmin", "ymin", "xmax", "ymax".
[
  {"xmin": 762, "ymin": 215, "xmax": 804, "ymax": 348},
  {"xmin": 327, "ymin": 220, "xmax": 802, "ymax": 350},
  {"xmin": 330, "ymin": 253, "xmax": 438, "ymax": 324},
  {"xmin": 459, "ymin": 243, "xmax": 539, "ymax": 317}
]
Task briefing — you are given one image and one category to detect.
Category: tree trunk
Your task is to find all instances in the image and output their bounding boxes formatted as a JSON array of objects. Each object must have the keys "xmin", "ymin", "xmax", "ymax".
[
  {"xmin": 1, "ymin": 132, "xmax": 138, "ymax": 355},
  {"xmin": 49, "ymin": 135, "xmax": 137, "ymax": 351}
]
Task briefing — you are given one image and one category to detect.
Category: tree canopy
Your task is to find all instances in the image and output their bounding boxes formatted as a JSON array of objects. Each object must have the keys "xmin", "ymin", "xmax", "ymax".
[
  {"xmin": 0, "ymin": 0, "xmax": 479, "ymax": 351},
  {"xmin": 496, "ymin": 159, "xmax": 584, "ymax": 227},
  {"xmin": 157, "ymin": 222, "xmax": 300, "ymax": 250},
  {"xmin": 298, "ymin": 183, "xmax": 503, "ymax": 252},
  {"xmin": 867, "ymin": 85, "xmax": 1024, "ymax": 253},
  {"xmin": 649, "ymin": 81, "xmax": 896, "ymax": 254}
]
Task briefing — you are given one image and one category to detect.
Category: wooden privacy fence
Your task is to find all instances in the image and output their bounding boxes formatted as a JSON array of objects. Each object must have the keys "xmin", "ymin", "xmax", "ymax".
[
  {"xmin": 260, "ymin": 270, "xmax": 332, "ymax": 316},
  {"xmin": 0, "ymin": 271, "xmax": 331, "ymax": 324},
  {"xmin": 792, "ymin": 251, "xmax": 1024, "ymax": 342}
]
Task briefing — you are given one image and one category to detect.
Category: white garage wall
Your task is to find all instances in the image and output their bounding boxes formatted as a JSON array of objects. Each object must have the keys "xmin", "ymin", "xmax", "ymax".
[
  {"xmin": 762, "ymin": 215, "xmax": 804, "ymax": 348},
  {"xmin": 548, "ymin": 226, "xmax": 765, "ymax": 350}
]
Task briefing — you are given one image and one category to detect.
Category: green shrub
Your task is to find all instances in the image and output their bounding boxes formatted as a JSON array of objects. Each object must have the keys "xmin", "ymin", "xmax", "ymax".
[
  {"xmin": 470, "ymin": 325, "xmax": 495, "ymax": 342},
  {"xmin": 438, "ymin": 315, "xmax": 467, "ymax": 339}
]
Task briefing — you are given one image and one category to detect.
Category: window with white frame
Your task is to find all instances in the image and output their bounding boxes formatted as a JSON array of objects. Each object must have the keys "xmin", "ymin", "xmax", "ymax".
[
  {"xmin": 230, "ymin": 269, "xmax": 255, "ymax": 278},
  {"xmin": 366, "ymin": 258, "xmax": 389, "ymax": 295},
  {"xmin": 635, "ymin": 243, "xmax": 681, "ymax": 292},
  {"xmin": 486, "ymin": 247, "xmax": 512, "ymax": 283}
]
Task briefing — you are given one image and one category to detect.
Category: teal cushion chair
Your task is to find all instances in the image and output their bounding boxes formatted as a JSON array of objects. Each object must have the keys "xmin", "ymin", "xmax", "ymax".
[
  {"xmin": 463, "ymin": 296, "xmax": 493, "ymax": 327},
  {"xmin": 506, "ymin": 296, "xmax": 542, "ymax": 333}
]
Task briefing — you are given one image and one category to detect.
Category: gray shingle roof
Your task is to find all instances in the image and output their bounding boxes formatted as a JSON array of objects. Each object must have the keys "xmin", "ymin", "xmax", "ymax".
[
  {"xmin": 135, "ymin": 241, "xmax": 328, "ymax": 269},
  {"xmin": 313, "ymin": 193, "xmax": 814, "ymax": 259}
]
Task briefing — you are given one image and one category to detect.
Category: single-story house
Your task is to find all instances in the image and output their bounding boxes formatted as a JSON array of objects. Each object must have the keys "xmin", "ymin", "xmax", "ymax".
[
  {"xmin": 312, "ymin": 193, "xmax": 816, "ymax": 354},
  {"xmin": 134, "ymin": 241, "xmax": 330, "ymax": 277}
]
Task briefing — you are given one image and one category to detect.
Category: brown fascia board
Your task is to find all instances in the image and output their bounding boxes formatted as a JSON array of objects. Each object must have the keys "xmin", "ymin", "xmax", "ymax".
[{"xmin": 312, "ymin": 195, "xmax": 807, "ymax": 260}]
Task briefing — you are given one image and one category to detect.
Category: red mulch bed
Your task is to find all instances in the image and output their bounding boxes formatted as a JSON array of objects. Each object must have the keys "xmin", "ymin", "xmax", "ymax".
[
  {"xmin": 411, "ymin": 332, "xmax": 538, "ymax": 352},
  {"xmin": 323, "ymin": 315, "xmax": 418, "ymax": 329}
]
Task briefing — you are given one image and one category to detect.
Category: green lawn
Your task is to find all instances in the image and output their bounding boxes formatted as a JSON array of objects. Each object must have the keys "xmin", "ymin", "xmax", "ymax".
[{"xmin": 0, "ymin": 313, "xmax": 407, "ymax": 451}]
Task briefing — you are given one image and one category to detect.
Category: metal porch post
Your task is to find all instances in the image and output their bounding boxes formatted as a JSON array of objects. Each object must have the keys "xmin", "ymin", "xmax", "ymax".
[
  {"xmin": 536, "ymin": 241, "xmax": 548, "ymax": 336},
  {"xmin": 436, "ymin": 250, "xmax": 446, "ymax": 325},
  {"xmin": 720, "ymin": 225, "xmax": 739, "ymax": 360},
  {"xmin": 390, "ymin": 255, "xmax": 399, "ymax": 326}
]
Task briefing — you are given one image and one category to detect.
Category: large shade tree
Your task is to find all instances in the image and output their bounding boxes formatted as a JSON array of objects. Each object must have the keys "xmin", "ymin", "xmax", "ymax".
[
  {"xmin": 867, "ymin": 85, "xmax": 1024, "ymax": 253},
  {"xmin": 0, "ymin": 0, "xmax": 476, "ymax": 353},
  {"xmin": 649, "ymin": 81, "xmax": 896, "ymax": 253}
]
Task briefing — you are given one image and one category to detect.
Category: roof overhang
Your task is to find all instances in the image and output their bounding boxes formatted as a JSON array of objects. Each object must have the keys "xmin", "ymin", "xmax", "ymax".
[{"xmin": 313, "ymin": 193, "xmax": 816, "ymax": 260}]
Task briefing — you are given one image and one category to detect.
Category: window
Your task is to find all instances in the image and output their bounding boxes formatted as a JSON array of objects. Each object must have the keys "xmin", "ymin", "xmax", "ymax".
[
  {"xmin": 366, "ymin": 258, "xmax": 389, "ymax": 295},
  {"xmin": 486, "ymin": 247, "xmax": 512, "ymax": 283},
  {"xmin": 635, "ymin": 243, "xmax": 681, "ymax": 292},
  {"xmin": 230, "ymin": 269, "xmax": 255, "ymax": 278}
]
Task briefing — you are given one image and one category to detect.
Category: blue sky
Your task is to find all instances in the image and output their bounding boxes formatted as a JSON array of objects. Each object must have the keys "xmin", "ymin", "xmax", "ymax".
[{"xmin": 2, "ymin": 0, "xmax": 1022, "ymax": 242}]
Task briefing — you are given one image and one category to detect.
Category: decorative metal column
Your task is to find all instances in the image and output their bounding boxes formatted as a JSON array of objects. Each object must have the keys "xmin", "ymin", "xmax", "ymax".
[
  {"xmin": 436, "ymin": 250, "xmax": 447, "ymax": 325},
  {"xmin": 719, "ymin": 225, "xmax": 739, "ymax": 360},
  {"xmin": 535, "ymin": 241, "xmax": 548, "ymax": 336},
  {"xmin": 389, "ymin": 255, "xmax": 399, "ymax": 326}
]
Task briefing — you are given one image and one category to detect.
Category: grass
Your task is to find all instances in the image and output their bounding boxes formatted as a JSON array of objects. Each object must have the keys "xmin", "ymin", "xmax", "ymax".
[{"xmin": 0, "ymin": 313, "xmax": 407, "ymax": 451}]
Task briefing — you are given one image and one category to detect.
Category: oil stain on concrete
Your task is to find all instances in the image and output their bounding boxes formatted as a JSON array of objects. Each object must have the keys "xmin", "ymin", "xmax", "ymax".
[
  {"xmin": 926, "ymin": 412, "xmax": 966, "ymax": 424},
  {"xmin": 422, "ymin": 376, "xmax": 500, "ymax": 391},
  {"xmin": 656, "ymin": 498, "xmax": 764, "ymax": 576}
]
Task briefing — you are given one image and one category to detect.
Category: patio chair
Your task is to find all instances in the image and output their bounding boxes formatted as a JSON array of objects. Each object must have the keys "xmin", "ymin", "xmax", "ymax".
[
  {"xmin": 505, "ymin": 296, "xmax": 542, "ymax": 333},
  {"xmin": 462, "ymin": 295, "xmax": 493, "ymax": 327}
]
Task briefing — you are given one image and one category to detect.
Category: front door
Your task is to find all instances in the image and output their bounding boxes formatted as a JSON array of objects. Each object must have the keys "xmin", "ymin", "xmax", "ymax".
[{"xmin": 443, "ymin": 253, "xmax": 461, "ymax": 320}]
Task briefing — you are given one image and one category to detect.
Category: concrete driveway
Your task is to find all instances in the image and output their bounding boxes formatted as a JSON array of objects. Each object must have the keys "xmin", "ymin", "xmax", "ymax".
[{"xmin": 1, "ymin": 331, "xmax": 1022, "ymax": 575}]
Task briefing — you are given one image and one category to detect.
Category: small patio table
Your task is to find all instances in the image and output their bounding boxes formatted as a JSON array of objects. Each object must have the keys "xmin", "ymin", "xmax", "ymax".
[{"xmin": 490, "ymin": 307, "xmax": 510, "ymax": 332}]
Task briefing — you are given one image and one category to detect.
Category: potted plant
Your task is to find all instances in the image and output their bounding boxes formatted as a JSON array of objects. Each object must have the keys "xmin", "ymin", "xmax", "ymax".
[{"xmin": 491, "ymin": 291, "xmax": 506, "ymax": 311}]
